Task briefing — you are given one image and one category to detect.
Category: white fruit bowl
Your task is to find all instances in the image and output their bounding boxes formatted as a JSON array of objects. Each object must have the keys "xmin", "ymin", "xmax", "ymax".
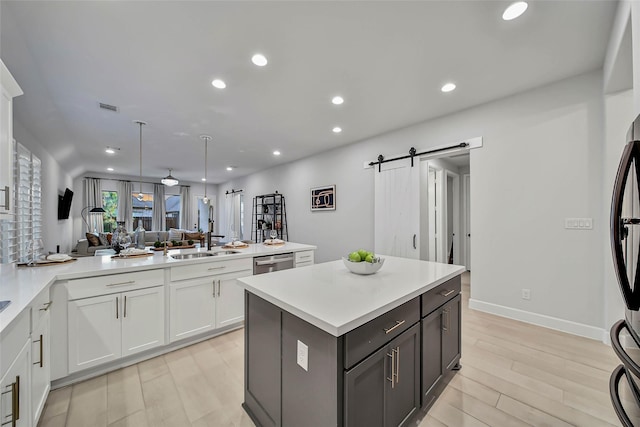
[{"xmin": 342, "ymin": 257, "xmax": 385, "ymax": 275}]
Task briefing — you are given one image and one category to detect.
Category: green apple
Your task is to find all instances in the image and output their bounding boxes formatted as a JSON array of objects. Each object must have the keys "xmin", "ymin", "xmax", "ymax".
[
  {"xmin": 358, "ymin": 249, "xmax": 368, "ymax": 260},
  {"xmin": 349, "ymin": 251, "xmax": 362, "ymax": 262},
  {"xmin": 365, "ymin": 254, "xmax": 374, "ymax": 263}
]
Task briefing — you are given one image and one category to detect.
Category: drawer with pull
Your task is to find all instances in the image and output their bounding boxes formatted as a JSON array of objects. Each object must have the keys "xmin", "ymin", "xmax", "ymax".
[
  {"xmin": 344, "ymin": 296, "xmax": 420, "ymax": 369},
  {"xmin": 66, "ymin": 269, "xmax": 164, "ymax": 300},
  {"xmin": 295, "ymin": 250, "xmax": 314, "ymax": 265},
  {"xmin": 421, "ymin": 275, "xmax": 461, "ymax": 317},
  {"xmin": 170, "ymin": 257, "xmax": 253, "ymax": 282}
]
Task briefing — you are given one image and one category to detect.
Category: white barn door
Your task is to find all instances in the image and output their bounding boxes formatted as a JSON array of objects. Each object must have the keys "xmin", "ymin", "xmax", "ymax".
[{"xmin": 374, "ymin": 159, "xmax": 420, "ymax": 259}]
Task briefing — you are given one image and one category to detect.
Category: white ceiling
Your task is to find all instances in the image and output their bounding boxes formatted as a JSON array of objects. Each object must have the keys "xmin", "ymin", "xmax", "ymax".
[{"xmin": 0, "ymin": 1, "xmax": 616, "ymax": 184}]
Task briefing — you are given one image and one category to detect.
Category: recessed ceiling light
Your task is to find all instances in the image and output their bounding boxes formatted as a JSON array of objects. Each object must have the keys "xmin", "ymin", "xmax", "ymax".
[
  {"xmin": 105, "ymin": 147, "xmax": 119, "ymax": 154},
  {"xmin": 441, "ymin": 83, "xmax": 456, "ymax": 93},
  {"xmin": 252, "ymin": 54, "xmax": 268, "ymax": 67},
  {"xmin": 273, "ymin": 150, "xmax": 281, "ymax": 156},
  {"xmin": 201, "ymin": 178, "xmax": 206, "ymax": 182},
  {"xmin": 107, "ymin": 167, "xmax": 114, "ymax": 172},
  {"xmin": 502, "ymin": 1, "xmax": 528, "ymax": 20},
  {"xmin": 211, "ymin": 79, "xmax": 226, "ymax": 89},
  {"xmin": 333, "ymin": 127, "xmax": 342, "ymax": 133},
  {"xmin": 332, "ymin": 96, "xmax": 344, "ymax": 105},
  {"xmin": 226, "ymin": 166, "xmax": 234, "ymax": 171}
]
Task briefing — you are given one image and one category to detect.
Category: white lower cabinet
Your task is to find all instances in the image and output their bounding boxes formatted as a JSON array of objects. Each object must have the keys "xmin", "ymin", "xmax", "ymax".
[
  {"xmin": 169, "ymin": 259, "xmax": 252, "ymax": 342},
  {"xmin": 295, "ymin": 250, "xmax": 314, "ymax": 268},
  {"xmin": 30, "ymin": 310, "xmax": 50, "ymax": 425},
  {"xmin": 0, "ymin": 340, "xmax": 31, "ymax": 427},
  {"xmin": 68, "ymin": 286, "xmax": 164, "ymax": 374}
]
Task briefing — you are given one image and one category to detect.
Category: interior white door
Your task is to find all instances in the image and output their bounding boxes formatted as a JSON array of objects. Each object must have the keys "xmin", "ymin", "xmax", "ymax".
[
  {"xmin": 121, "ymin": 287, "xmax": 165, "ymax": 357},
  {"xmin": 374, "ymin": 159, "xmax": 420, "ymax": 259}
]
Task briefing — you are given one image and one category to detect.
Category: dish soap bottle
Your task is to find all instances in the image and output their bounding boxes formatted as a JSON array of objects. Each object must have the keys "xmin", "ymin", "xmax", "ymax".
[{"xmin": 134, "ymin": 220, "xmax": 146, "ymax": 249}]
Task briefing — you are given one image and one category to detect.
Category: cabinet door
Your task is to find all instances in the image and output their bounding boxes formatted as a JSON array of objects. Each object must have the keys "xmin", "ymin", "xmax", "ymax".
[
  {"xmin": 421, "ymin": 308, "xmax": 443, "ymax": 401},
  {"xmin": 216, "ymin": 271, "xmax": 251, "ymax": 328},
  {"xmin": 121, "ymin": 287, "xmax": 165, "ymax": 357},
  {"xmin": 30, "ymin": 313, "xmax": 50, "ymax": 425},
  {"xmin": 68, "ymin": 295, "xmax": 121, "ymax": 373},
  {"xmin": 169, "ymin": 279, "xmax": 216, "ymax": 342},
  {"xmin": 344, "ymin": 346, "xmax": 386, "ymax": 427},
  {"xmin": 386, "ymin": 323, "xmax": 420, "ymax": 427},
  {"xmin": 1, "ymin": 340, "xmax": 31, "ymax": 427},
  {"xmin": 441, "ymin": 295, "xmax": 461, "ymax": 372}
]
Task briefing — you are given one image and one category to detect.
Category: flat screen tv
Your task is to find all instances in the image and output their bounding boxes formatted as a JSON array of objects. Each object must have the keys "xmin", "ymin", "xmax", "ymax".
[{"xmin": 58, "ymin": 188, "xmax": 73, "ymax": 220}]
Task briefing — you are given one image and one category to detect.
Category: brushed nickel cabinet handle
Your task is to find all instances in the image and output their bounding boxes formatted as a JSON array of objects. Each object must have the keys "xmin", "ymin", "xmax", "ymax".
[
  {"xmin": 116, "ymin": 296, "xmax": 119, "ymax": 319},
  {"xmin": 386, "ymin": 351, "xmax": 395, "ymax": 389},
  {"xmin": 395, "ymin": 347, "xmax": 400, "ymax": 384},
  {"xmin": 212, "ymin": 279, "xmax": 216, "ymax": 298},
  {"xmin": 14, "ymin": 376, "xmax": 19, "ymax": 421},
  {"xmin": 217, "ymin": 280, "xmax": 221, "ymax": 297},
  {"xmin": 208, "ymin": 266, "xmax": 226, "ymax": 271},
  {"xmin": 440, "ymin": 289, "xmax": 455, "ymax": 297},
  {"xmin": 124, "ymin": 295, "xmax": 127, "ymax": 318},
  {"xmin": 384, "ymin": 320, "xmax": 406, "ymax": 334},
  {"xmin": 39, "ymin": 301, "xmax": 52, "ymax": 311},
  {"xmin": 442, "ymin": 308, "xmax": 450, "ymax": 332},
  {"xmin": 413, "ymin": 234, "xmax": 417, "ymax": 249},
  {"xmin": 32, "ymin": 334, "xmax": 43, "ymax": 367},
  {"xmin": 107, "ymin": 280, "xmax": 135, "ymax": 287}
]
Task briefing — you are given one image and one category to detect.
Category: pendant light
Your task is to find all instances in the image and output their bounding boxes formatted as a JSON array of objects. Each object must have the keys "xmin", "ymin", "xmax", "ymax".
[
  {"xmin": 134, "ymin": 120, "xmax": 146, "ymax": 201},
  {"xmin": 161, "ymin": 168, "xmax": 179, "ymax": 187},
  {"xmin": 200, "ymin": 135, "xmax": 212, "ymax": 204}
]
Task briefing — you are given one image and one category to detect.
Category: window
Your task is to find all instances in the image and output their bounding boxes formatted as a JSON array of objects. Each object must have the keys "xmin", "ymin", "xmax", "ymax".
[
  {"xmin": 165, "ymin": 194, "xmax": 180, "ymax": 230},
  {"xmin": 132, "ymin": 192, "xmax": 153, "ymax": 230},
  {"xmin": 102, "ymin": 191, "xmax": 118, "ymax": 232},
  {"xmin": 0, "ymin": 142, "xmax": 42, "ymax": 263}
]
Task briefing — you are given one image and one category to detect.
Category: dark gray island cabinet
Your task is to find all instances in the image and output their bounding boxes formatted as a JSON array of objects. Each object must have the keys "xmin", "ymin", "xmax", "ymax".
[{"xmin": 238, "ymin": 256, "xmax": 464, "ymax": 427}]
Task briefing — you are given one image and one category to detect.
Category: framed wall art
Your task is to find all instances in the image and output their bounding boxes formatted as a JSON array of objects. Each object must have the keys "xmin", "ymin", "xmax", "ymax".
[{"xmin": 311, "ymin": 185, "xmax": 336, "ymax": 211}]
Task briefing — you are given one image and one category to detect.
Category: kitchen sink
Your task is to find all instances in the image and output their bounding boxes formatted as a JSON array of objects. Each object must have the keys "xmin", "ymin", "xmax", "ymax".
[
  {"xmin": 213, "ymin": 250, "xmax": 239, "ymax": 255},
  {"xmin": 171, "ymin": 253, "xmax": 217, "ymax": 260}
]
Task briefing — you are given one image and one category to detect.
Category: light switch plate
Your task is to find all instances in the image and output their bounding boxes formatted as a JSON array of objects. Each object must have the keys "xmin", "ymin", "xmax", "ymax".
[
  {"xmin": 564, "ymin": 217, "xmax": 593, "ymax": 230},
  {"xmin": 297, "ymin": 340, "xmax": 308, "ymax": 371}
]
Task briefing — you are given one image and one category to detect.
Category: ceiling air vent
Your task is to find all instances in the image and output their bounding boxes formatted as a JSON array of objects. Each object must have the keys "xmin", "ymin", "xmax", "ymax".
[{"xmin": 99, "ymin": 102, "xmax": 118, "ymax": 112}]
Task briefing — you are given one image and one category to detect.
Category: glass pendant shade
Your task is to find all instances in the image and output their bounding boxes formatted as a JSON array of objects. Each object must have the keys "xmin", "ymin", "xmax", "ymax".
[{"xmin": 161, "ymin": 169, "xmax": 179, "ymax": 187}]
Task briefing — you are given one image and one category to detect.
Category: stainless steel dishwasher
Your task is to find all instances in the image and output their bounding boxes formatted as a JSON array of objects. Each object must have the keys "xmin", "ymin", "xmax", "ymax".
[{"xmin": 253, "ymin": 252, "xmax": 294, "ymax": 275}]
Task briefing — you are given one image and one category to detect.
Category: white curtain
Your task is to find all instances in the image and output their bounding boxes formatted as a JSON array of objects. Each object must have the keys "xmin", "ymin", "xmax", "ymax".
[
  {"xmin": 226, "ymin": 192, "xmax": 243, "ymax": 240},
  {"xmin": 152, "ymin": 184, "xmax": 166, "ymax": 231},
  {"xmin": 117, "ymin": 180, "xmax": 133, "ymax": 232},
  {"xmin": 179, "ymin": 186, "xmax": 191, "ymax": 230},
  {"xmin": 83, "ymin": 178, "xmax": 103, "ymax": 233}
]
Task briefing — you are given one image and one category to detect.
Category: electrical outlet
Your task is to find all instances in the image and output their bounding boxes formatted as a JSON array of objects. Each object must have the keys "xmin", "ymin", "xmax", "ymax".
[
  {"xmin": 297, "ymin": 340, "xmax": 308, "ymax": 371},
  {"xmin": 522, "ymin": 289, "xmax": 531, "ymax": 300}
]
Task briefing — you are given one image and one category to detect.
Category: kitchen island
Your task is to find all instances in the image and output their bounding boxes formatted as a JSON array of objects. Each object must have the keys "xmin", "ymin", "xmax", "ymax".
[{"xmin": 238, "ymin": 256, "xmax": 464, "ymax": 427}]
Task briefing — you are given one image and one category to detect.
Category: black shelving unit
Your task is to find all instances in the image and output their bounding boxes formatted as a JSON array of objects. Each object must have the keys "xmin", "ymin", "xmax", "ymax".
[{"xmin": 252, "ymin": 192, "xmax": 288, "ymax": 243}]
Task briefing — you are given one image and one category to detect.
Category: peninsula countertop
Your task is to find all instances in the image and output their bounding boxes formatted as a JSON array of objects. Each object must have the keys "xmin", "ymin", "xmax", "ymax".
[
  {"xmin": 237, "ymin": 255, "xmax": 465, "ymax": 336},
  {"xmin": 0, "ymin": 242, "xmax": 316, "ymax": 335}
]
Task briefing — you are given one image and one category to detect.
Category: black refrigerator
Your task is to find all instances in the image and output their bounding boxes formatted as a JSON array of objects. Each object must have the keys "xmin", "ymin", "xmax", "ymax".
[{"xmin": 610, "ymin": 113, "xmax": 640, "ymax": 426}]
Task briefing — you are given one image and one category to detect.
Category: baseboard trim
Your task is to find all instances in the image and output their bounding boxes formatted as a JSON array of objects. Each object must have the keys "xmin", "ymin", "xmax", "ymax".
[{"xmin": 468, "ymin": 298, "xmax": 608, "ymax": 342}]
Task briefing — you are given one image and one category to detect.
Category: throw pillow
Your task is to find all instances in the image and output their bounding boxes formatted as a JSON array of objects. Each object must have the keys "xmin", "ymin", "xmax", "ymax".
[
  {"xmin": 86, "ymin": 233, "xmax": 101, "ymax": 247},
  {"xmin": 168, "ymin": 228, "xmax": 183, "ymax": 241},
  {"xmin": 184, "ymin": 232, "xmax": 201, "ymax": 240},
  {"xmin": 98, "ymin": 233, "xmax": 109, "ymax": 246}
]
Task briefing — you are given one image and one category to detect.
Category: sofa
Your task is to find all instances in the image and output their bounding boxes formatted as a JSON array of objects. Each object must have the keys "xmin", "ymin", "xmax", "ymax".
[{"xmin": 72, "ymin": 229, "xmax": 206, "ymax": 256}]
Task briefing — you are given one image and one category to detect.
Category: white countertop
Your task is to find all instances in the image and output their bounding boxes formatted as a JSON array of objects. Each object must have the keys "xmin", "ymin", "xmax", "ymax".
[
  {"xmin": 237, "ymin": 256, "xmax": 465, "ymax": 336},
  {"xmin": 0, "ymin": 242, "xmax": 315, "ymax": 335}
]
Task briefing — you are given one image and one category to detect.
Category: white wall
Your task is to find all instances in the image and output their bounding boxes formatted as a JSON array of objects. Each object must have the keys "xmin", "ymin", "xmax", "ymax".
[
  {"xmin": 13, "ymin": 120, "xmax": 74, "ymax": 254},
  {"xmin": 220, "ymin": 70, "xmax": 609, "ymax": 339}
]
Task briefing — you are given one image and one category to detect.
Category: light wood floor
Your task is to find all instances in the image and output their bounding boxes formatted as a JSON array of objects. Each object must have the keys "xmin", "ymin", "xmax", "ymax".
[{"xmin": 38, "ymin": 272, "xmax": 624, "ymax": 427}]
